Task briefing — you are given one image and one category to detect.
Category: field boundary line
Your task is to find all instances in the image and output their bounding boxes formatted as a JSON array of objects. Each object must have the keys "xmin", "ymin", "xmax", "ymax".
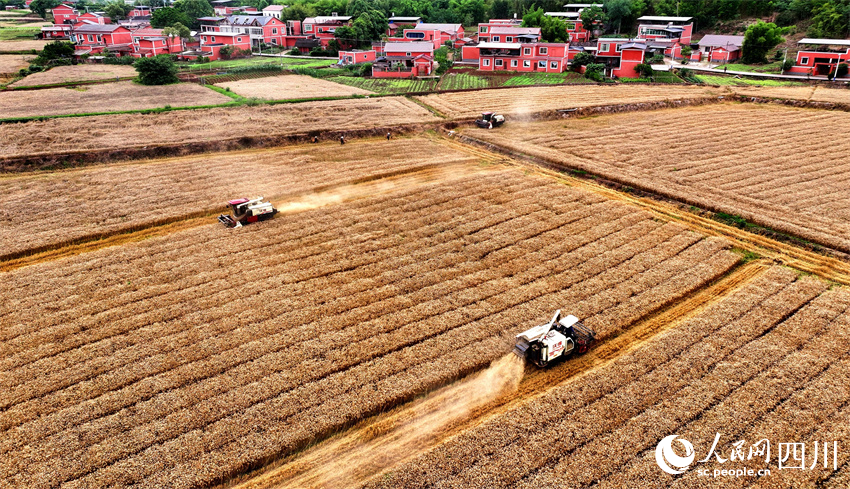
[
  {"xmin": 1, "ymin": 76, "xmax": 137, "ymax": 91},
  {"xmin": 448, "ymin": 133, "xmax": 850, "ymax": 285}
]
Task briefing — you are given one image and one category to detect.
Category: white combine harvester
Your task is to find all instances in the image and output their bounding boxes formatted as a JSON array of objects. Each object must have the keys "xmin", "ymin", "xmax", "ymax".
[
  {"xmin": 218, "ymin": 197, "xmax": 278, "ymax": 228},
  {"xmin": 512, "ymin": 310, "xmax": 596, "ymax": 367}
]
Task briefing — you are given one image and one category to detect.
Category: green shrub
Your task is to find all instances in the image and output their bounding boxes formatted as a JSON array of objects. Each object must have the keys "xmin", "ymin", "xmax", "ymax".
[
  {"xmin": 584, "ymin": 63, "xmax": 604, "ymax": 82},
  {"xmin": 134, "ymin": 54, "xmax": 179, "ymax": 85}
]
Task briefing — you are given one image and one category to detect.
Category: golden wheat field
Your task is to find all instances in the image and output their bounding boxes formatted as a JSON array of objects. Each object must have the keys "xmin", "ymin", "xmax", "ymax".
[
  {"xmin": 214, "ymin": 74, "xmax": 373, "ymax": 99},
  {"xmin": 10, "ymin": 64, "xmax": 137, "ymax": 86},
  {"xmin": 414, "ymin": 84, "xmax": 724, "ymax": 118},
  {"xmin": 0, "ymin": 39, "xmax": 47, "ymax": 52},
  {"xmin": 367, "ymin": 265, "xmax": 850, "ymax": 489},
  {"xmin": 0, "ymin": 81, "xmax": 232, "ymax": 119},
  {"xmin": 0, "ymin": 96, "xmax": 439, "ymax": 158},
  {"xmin": 0, "ymin": 164, "xmax": 745, "ymax": 489},
  {"xmin": 732, "ymin": 85, "xmax": 850, "ymax": 105},
  {"xmin": 0, "ymin": 53, "xmax": 31, "ymax": 73},
  {"xmin": 466, "ymin": 103, "xmax": 850, "ymax": 253},
  {"xmin": 0, "ymin": 137, "xmax": 480, "ymax": 257}
]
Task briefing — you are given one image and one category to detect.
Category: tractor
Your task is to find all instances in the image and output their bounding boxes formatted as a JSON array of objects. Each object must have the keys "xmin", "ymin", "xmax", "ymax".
[{"xmin": 513, "ymin": 310, "xmax": 596, "ymax": 367}]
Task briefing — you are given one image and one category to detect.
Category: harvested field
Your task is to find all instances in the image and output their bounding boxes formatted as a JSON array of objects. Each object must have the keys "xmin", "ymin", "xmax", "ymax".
[
  {"xmin": 0, "ymin": 81, "xmax": 231, "ymax": 119},
  {"xmin": 466, "ymin": 103, "xmax": 850, "ymax": 253},
  {"xmin": 214, "ymin": 74, "xmax": 373, "ymax": 99},
  {"xmin": 0, "ymin": 53, "xmax": 31, "ymax": 74},
  {"xmin": 368, "ymin": 265, "xmax": 850, "ymax": 489},
  {"xmin": 0, "ymin": 96, "xmax": 439, "ymax": 160},
  {"xmin": 10, "ymin": 64, "xmax": 137, "ymax": 86},
  {"xmin": 0, "ymin": 167, "xmax": 741, "ymax": 489},
  {"xmin": 414, "ymin": 84, "xmax": 724, "ymax": 118},
  {"xmin": 0, "ymin": 39, "xmax": 47, "ymax": 52},
  {"xmin": 733, "ymin": 85, "xmax": 850, "ymax": 104},
  {"xmin": 0, "ymin": 137, "xmax": 481, "ymax": 257}
]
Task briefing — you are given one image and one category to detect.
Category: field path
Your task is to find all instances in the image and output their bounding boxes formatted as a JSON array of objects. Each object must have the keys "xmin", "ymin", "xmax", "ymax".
[{"xmin": 228, "ymin": 259, "xmax": 769, "ymax": 489}]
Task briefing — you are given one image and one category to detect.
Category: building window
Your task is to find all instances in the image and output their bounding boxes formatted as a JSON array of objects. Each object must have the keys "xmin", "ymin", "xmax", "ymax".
[
  {"xmin": 495, "ymin": 59, "xmax": 503, "ymax": 66},
  {"xmin": 550, "ymin": 61, "xmax": 558, "ymax": 69},
  {"xmin": 211, "ymin": 36, "xmax": 216, "ymax": 42},
  {"xmin": 202, "ymin": 36, "xmax": 207, "ymax": 42},
  {"xmin": 272, "ymin": 28, "xmax": 277, "ymax": 34},
  {"xmin": 305, "ymin": 24, "xmax": 312, "ymax": 32},
  {"xmin": 406, "ymin": 52, "xmax": 411, "ymax": 56},
  {"xmin": 523, "ymin": 47, "xmax": 531, "ymax": 56},
  {"xmin": 523, "ymin": 60, "xmax": 530, "ymax": 67},
  {"xmin": 237, "ymin": 37, "xmax": 242, "ymax": 41},
  {"xmin": 483, "ymin": 59, "xmax": 490, "ymax": 66},
  {"xmin": 538, "ymin": 60, "xmax": 546, "ymax": 68},
  {"xmin": 511, "ymin": 59, "xmax": 517, "ymax": 67},
  {"xmin": 492, "ymin": 35, "xmax": 500, "ymax": 42},
  {"xmin": 539, "ymin": 47, "xmax": 548, "ymax": 55},
  {"xmin": 162, "ymin": 40, "xmax": 165, "ymax": 45},
  {"xmin": 480, "ymin": 26, "xmax": 488, "ymax": 33},
  {"xmin": 616, "ymin": 43, "xmax": 622, "ymax": 52},
  {"xmin": 566, "ymin": 22, "xmax": 575, "ymax": 30},
  {"xmin": 600, "ymin": 43, "xmax": 609, "ymax": 52},
  {"xmin": 801, "ymin": 56, "xmax": 809, "ymax": 65},
  {"xmin": 362, "ymin": 53, "xmax": 367, "ymax": 58},
  {"xmin": 271, "ymin": 38, "xmax": 277, "ymax": 44},
  {"xmin": 506, "ymin": 36, "xmax": 512, "ymax": 42}
]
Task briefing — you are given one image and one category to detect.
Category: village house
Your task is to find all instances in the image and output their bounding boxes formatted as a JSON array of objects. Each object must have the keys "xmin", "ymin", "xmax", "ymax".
[
  {"xmin": 76, "ymin": 11, "xmax": 111, "ymax": 25},
  {"xmin": 595, "ymin": 37, "xmax": 647, "ymax": 78},
  {"xmin": 130, "ymin": 27, "xmax": 184, "ymax": 58},
  {"xmin": 696, "ymin": 34, "xmax": 743, "ymax": 63},
  {"xmin": 787, "ymin": 38, "xmax": 850, "ymax": 77},
  {"xmin": 372, "ymin": 41, "xmax": 435, "ymax": 78},
  {"xmin": 262, "ymin": 4, "xmax": 284, "ymax": 19},
  {"xmin": 387, "ymin": 15, "xmax": 421, "ymax": 36},
  {"xmin": 477, "ymin": 19, "xmax": 540, "ymax": 44},
  {"xmin": 473, "ymin": 40, "xmax": 572, "ymax": 72},
  {"xmin": 636, "ymin": 16, "xmax": 693, "ymax": 45},
  {"xmin": 338, "ymin": 49, "xmax": 376, "ymax": 65},
  {"xmin": 302, "ymin": 14, "xmax": 352, "ymax": 47},
  {"xmin": 51, "ymin": 3, "xmax": 78, "ymax": 24},
  {"xmin": 409, "ymin": 23, "xmax": 464, "ymax": 46},
  {"xmin": 544, "ymin": 11, "xmax": 592, "ymax": 42},
  {"xmin": 71, "ymin": 24, "xmax": 131, "ymax": 56}
]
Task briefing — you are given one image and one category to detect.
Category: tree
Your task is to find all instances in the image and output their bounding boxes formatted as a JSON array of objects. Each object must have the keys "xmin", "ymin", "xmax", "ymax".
[
  {"xmin": 580, "ymin": 5, "xmax": 605, "ymax": 38},
  {"xmin": 150, "ymin": 7, "xmax": 192, "ymax": 28},
  {"xmin": 741, "ymin": 20, "xmax": 786, "ymax": 63},
  {"xmin": 334, "ymin": 24, "xmax": 358, "ymax": 48},
  {"xmin": 571, "ymin": 50, "xmax": 593, "ymax": 70},
  {"xmin": 808, "ymin": 0, "xmax": 849, "ymax": 38},
  {"xmin": 104, "ymin": 1, "xmax": 133, "ymax": 20},
  {"xmin": 434, "ymin": 45, "xmax": 452, "ymax": 73},
  {"xmin": 162, "ymin": 22, "xmax": 191, "ymax": 43},
  {"xmin": 350, "ymin": 9, "xmax": 388, "ymax": 41},
  {"xmin": 32, "ymin": 40, "xmax": 74, "ymax": 65},
  {"xmin": 219, "ymin": 44, "xmax": 235, "ymax": 59},
  {"xmin": 489, "ymin": 0, "xmax": 511, "ymax": 19},
  {"xmin": 635, "ymin": 61, "xmax": 653, "ymax": 77},
  {"xmin": 173, "ymin": 0, "xmax": 214, "ymax": 28},
  {"xmin": 584, "ymin": 62, "xmax": 605, "ymax": 81},
  {"xmin": 29, "ymin": 0, "xmax": 60, "ymax": 18},
  {"xmin": 521, "ymin": 7, "xmax": 568, "ymax": 42},
  {"xmin": 281, "ymin": 4, "xmax": 316, "ymax": 21},
  {"xmin": 134, "ymin": 54, "xmax": 178, "ymax": 85},
  {"xmin": 604, "ymin": 0, "xmax": 631, "ymax": 33}
]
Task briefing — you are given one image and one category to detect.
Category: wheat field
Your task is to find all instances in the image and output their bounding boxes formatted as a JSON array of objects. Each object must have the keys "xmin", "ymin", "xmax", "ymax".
[
  {"xmin": 215, "ymin": 74, "xmax": 374, "ymax": 99},
  {"xmin": 11, "ymin": 64, "xmax": 137, "ymax": 86},
  {"xmin": 467, "ymin": 103, "xmax": 850, "ymax": 253}
]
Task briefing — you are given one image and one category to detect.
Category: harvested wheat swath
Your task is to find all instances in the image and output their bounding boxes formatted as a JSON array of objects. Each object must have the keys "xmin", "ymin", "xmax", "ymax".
[
  {"xmin": 414, "ymin": 84, "xmax": 723, "ymax": 118},
  {"xmin": 0, "ymin": 81, "xmax": 232, "ymax": 119},
  {"xmin": 0, "ymin": 137, "xmax": 483, "ymax": 256},
  {"xmin": 365, "ymin": 267, "xmax": 803, "ymax": 489},
  {"xmin": 10, "ymin": 64, "xmax": 137, "ymax": 86},
  {"xmin": 469, "ymin": 103, "xmax": 850, "ymax": 253},
  {"xmin": 1, "ymin": 169, "xmax": 736, "ymax": 489},
  {"xmin": 214, "ymin": 74, "xmax": 374, "ymax": 99},
  {"xmin": 0, "ymin": 39, "xmax": 48, "ymax": 52},
  {"xmin": 0, "ymin": 96, "xmax": 440, "ymax": 159},
  {"xmin": 733, "ymin": 85, "xmax": 850, "ymax": 105}
]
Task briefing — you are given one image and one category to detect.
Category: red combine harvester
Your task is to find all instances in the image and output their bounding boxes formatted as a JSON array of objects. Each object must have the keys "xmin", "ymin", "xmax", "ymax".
[
  {"xmin": 512, "ymin": 310, "xmax": 596, "ymax": 367},
  {"xmin": 218, "ymin": 197, "xmax": 278, "ymax": 228}
]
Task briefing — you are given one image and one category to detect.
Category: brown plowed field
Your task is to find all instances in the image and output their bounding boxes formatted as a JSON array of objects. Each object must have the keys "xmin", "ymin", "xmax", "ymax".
[
  {"xmin": 214, "ymin": 74, "xmax": 373, "ymax": 99},
  {"xmin": 10, "ymin": 64, "xmax": 137, "ymax": 86},
  {"xmin": 414, "ymin": 84, "xmax": 724, "ymax": 118},
  {"xmin": 0, "ymin": 166, "xmax": 741, "ymax": 489},
  {"xmin": 733, "ymin": 84, "xmax": 850, "ymax": 104},
  {"xmin": 465, "ymin": 103, "xmax": 850, "ymax": 253}
]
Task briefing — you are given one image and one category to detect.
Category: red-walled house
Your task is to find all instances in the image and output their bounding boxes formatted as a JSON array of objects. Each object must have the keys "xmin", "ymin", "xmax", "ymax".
[
  {"xmin": 387, "ymin": 16, "xmax": 421, "ymax": 36},
  {"xmin": 226, "ymin": 15, "xmax": 288, "ymax": 47},
  {"xmin": 411, "ymin": 23, "xmax": 463, "ymax": 46},
  {"xmin": 373, "ymin": 41, "xmax": 435, "ymax": 78},
  {"xmin": 76, "ymin": 12, "xmax": 110, "ymax": 25},
  {"xmin": 194, "ymin": 31, "xmax": 251, "ymax": 60},
  {"xmin": 544, "ymin": 12, "xmax": 590, "ymax": 41},
  {"xmin": 636, "ymin": 16, "xmax": 693, "ymax": 44},
  {"xmin": 401, "ymin": 27, "xmax": 445, "ymax": 49},
  {"xmin": 478, "ymin": 24, "xmax": 541, "ymax": 44},
  {"xmin": 51, "ymin": 3, "xmax": 78, "ymax": 24},
  {"xmin": 130, "ymin": 27, "xmax": 183, "ymax": 57},
  {"xmin": 787, "ymin": 39, "xmax": 850, "ymax": 77},
  {"xmin": 214, "ymin": 5, "xmax": 257, "ymax": 15},
  {"xmin": 42, "ymin": 25, "xmax": 73, "ymax": 39},
  {"xmin": 262, "ymin": 4, "xmax": 284, "ymax": 19},
  {"xmin": 670, "ymin": 42, "xmax": 701, "ymax": 61},
  {"xmin": 696, "ymin": 34, "xmax": 743, "ymax": 62},
  {"xmin": 474, "ymin": 41, "xmax": 570, "ymax": 72},
  {"xmin": 72, "ymin": 24, "xmax": 131, "ymax": 55},
  {"xmin": 595, "ymin": 38, "xmax": 647, "ymax": 78},
  {"xmin": 302, "ymin": 15, "xmax": 352, "ymax": 47},
  {"xmin": 339, "ymin": 49, "xmax": 376, "ymax": 64}
]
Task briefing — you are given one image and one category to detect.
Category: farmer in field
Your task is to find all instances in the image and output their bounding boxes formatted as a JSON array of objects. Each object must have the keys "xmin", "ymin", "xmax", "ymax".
[
  {"xmin": 312, "ymin": 136, "xmax": 319, "ymax": 143},
  {"xmin": 340, "ymin": 135, "xmax": 345, "ymax": 145},
  {"xmin": 386, "ymin": 132, "xmax": 391, "ymax": 140}
]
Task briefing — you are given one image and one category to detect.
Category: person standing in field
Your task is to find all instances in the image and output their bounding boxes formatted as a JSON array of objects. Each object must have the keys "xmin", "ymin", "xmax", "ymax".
[
  {"xmin": 340, "ymin": 135, "xmax": 345, "ymax": 145},
  {"xmin": 386, "ymin": 132, "xmax": 391, "ymax": 140}
]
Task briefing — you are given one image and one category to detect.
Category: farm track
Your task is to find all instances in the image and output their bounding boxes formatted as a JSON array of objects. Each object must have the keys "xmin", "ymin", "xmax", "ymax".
[
  {"xmin": 0, "ymin": 161, "xmax": 480, "ymax": 271},
  {"xmin": 226, "ymin": 258, "xmax": 770, "ymax": 489},
  {"xmin": 445, "ymin": 134, "xmax": 850, "ymax": 286}
]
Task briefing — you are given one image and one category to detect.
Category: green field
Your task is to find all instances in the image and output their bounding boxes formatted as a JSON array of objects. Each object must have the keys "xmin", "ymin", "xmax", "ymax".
[
  {"xmin": 695, "ymin": 74, "xmax": 804, "ymax": 86},
  {"xmin": 327, "ymin": 76, "xmax": 439, "ymax": 93},
  {"xmin": 0, "ymin": 27, "xmax": 40, "ymax": 40},
  {"xmin": 435, "ymin": 72, "xmax": 491, "ymax": 90},
  {"xmin": 720, "ymin": 61, "xmax": 784, "ymax": 73},
  {"xmin": 178, "ymin": 56, "xmax": 335, "ymax": 71},
  {"xmin": 502, "ymin": 71, "xmax": 589, "ymax": 86}
]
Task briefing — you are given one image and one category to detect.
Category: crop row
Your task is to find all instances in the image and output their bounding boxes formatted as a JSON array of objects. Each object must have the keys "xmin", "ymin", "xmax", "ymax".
[{"xmin": 366, "ymin": 267, "xmax": 818, "ymax": 488}]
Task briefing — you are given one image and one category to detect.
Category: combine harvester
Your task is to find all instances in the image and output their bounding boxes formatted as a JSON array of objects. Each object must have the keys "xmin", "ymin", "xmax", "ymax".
[
  {"xmin": 475, "ymin": 112, "xmax": 505, "ymax": 129},
  {"xmin": 513, "ymin": 310, "xmax": 596, "ymax": 367},
  {"xmin": 218, "ymin": 197, "xmax": 278, "ymax": 228}
]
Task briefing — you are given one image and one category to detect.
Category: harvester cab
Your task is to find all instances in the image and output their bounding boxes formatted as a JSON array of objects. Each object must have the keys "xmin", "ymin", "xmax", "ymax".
[
  {"xmin": 513, "ymin": 310, "xmax": 596, "ymax": 367},
  {"xmin": 218, "ymin": 197, "xmax": 278, "ymax": 229},
  {"xmin": 475, "ymin": 112, "xmax": 505, "ymax": 129}
]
